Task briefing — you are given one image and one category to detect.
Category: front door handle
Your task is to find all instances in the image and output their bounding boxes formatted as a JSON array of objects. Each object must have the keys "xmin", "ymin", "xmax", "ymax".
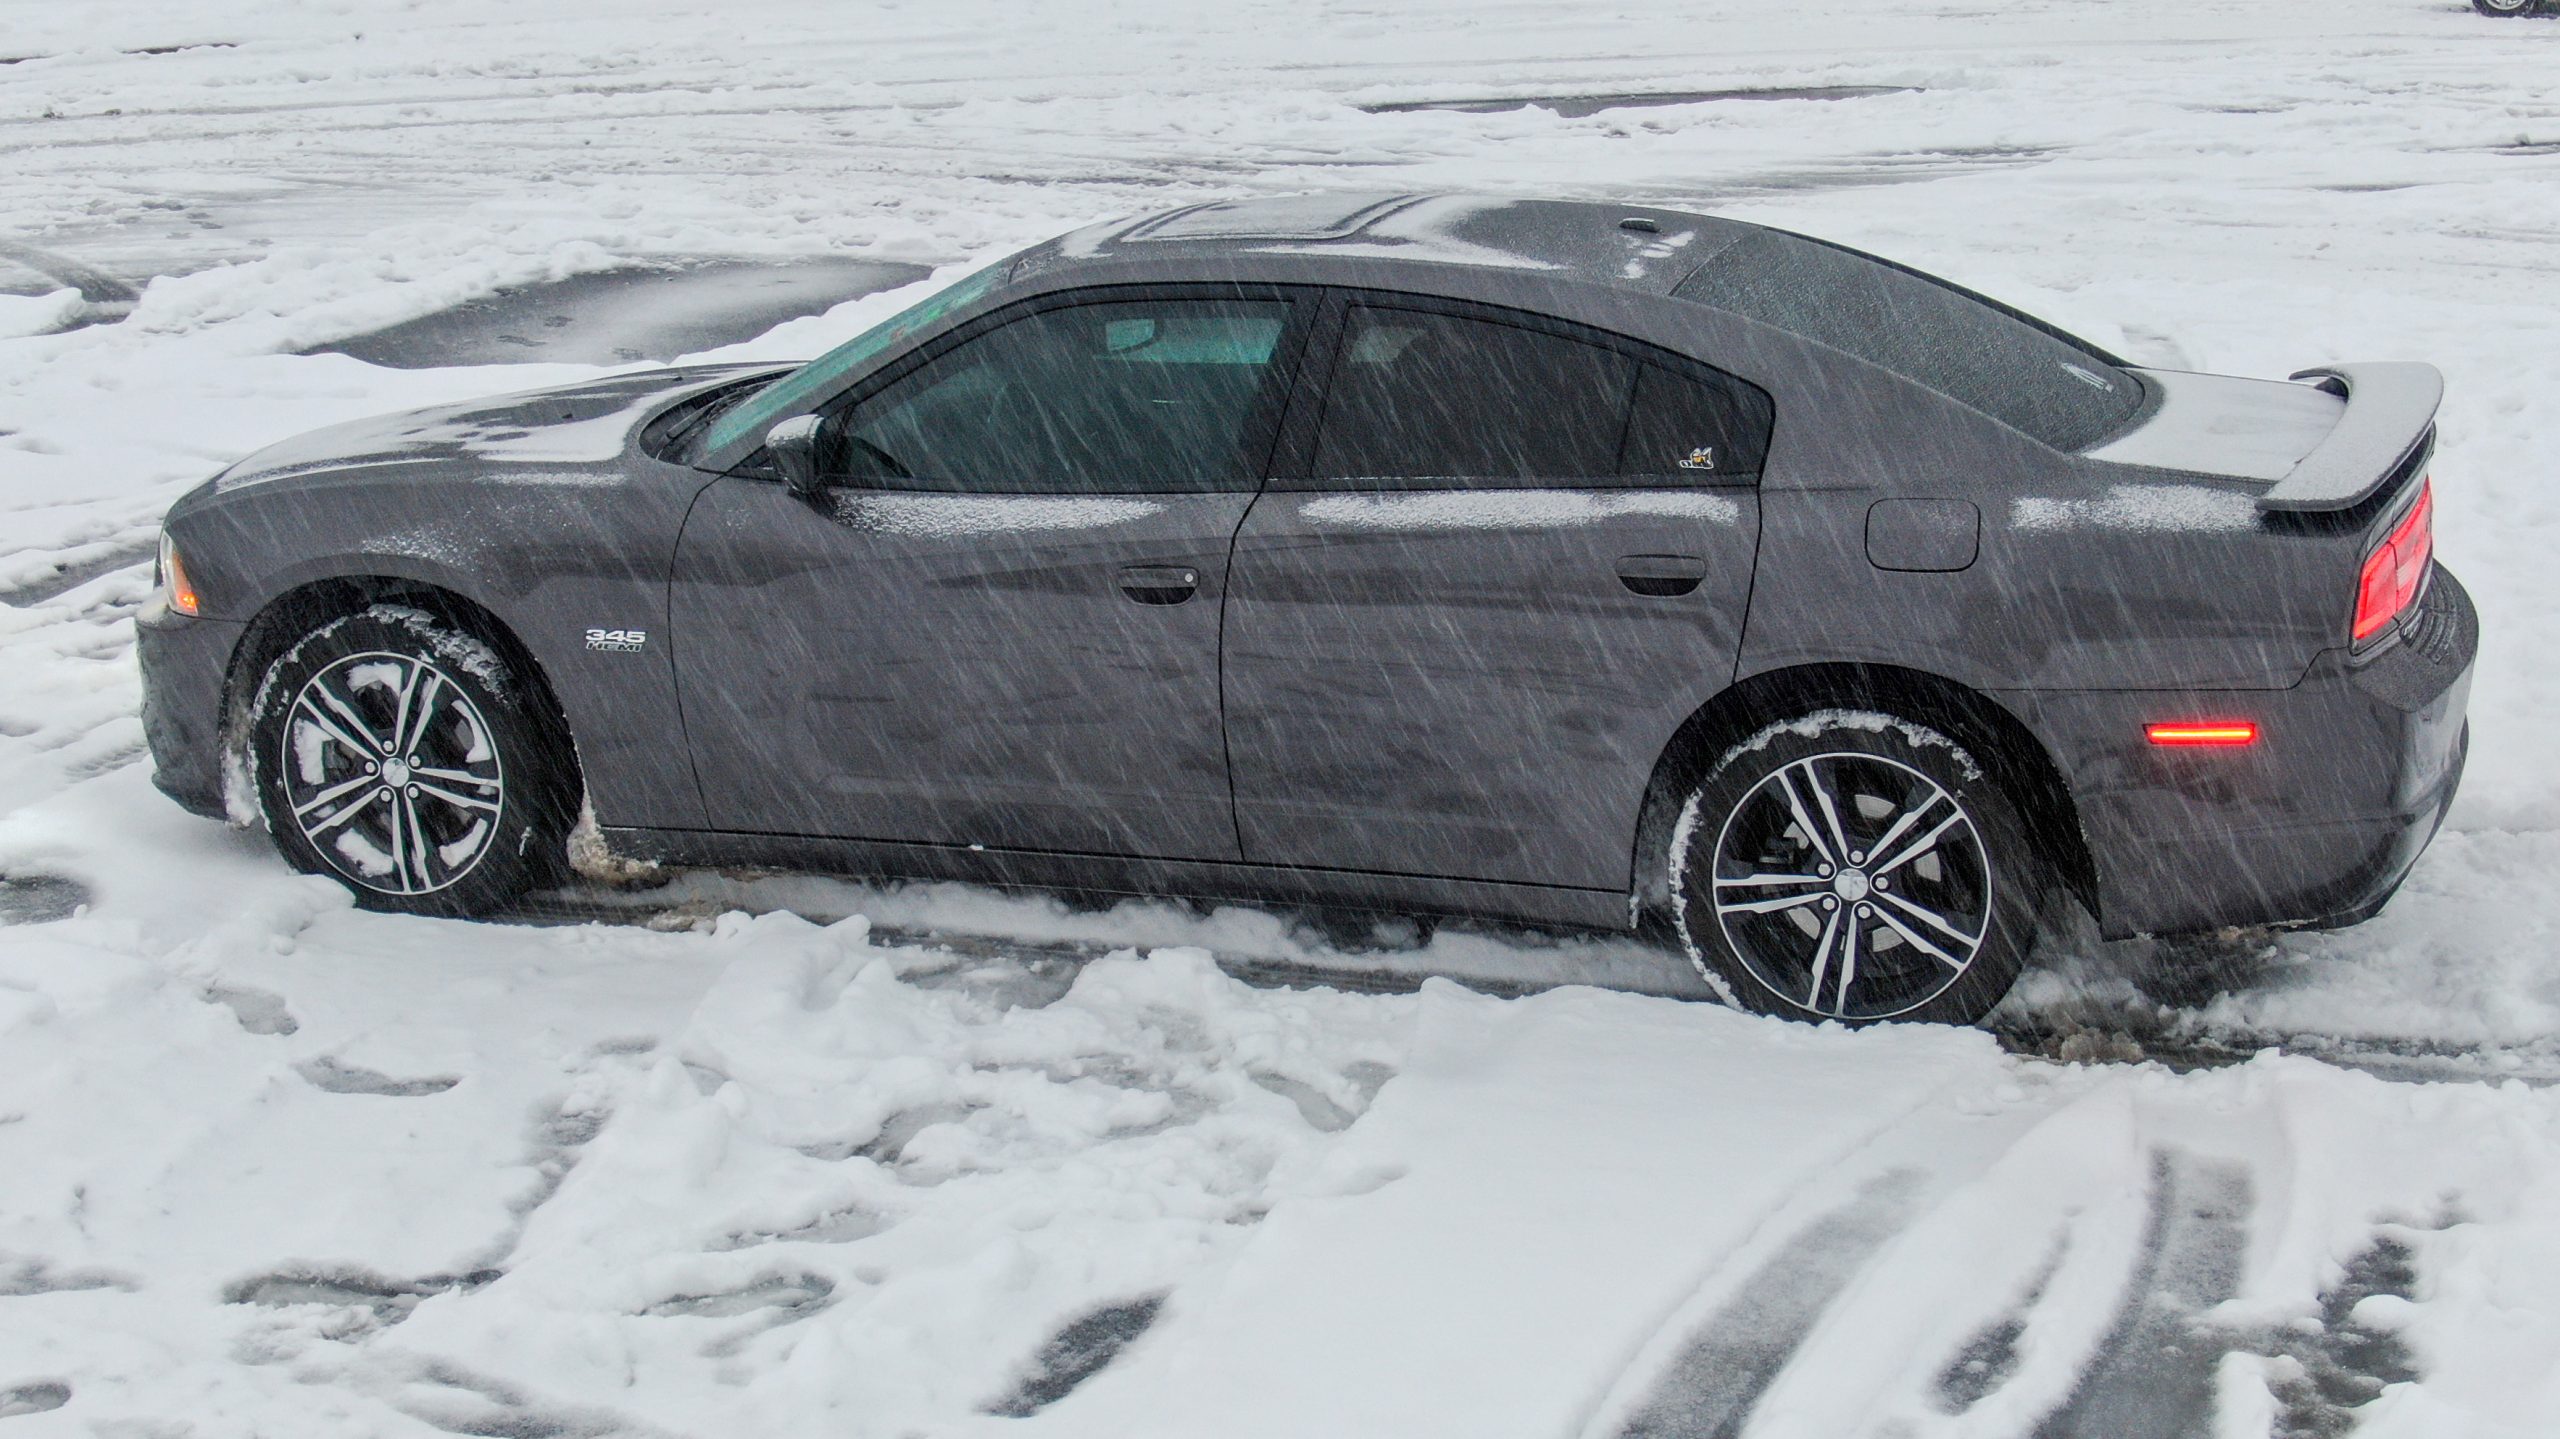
[
  {"xmin": 1118, "ymin": 564, "xmax": 1201, "ymax": 606},
  {"xmin": 1617, "ymin": 554, "xmax": 1708, "ymax": 597}
]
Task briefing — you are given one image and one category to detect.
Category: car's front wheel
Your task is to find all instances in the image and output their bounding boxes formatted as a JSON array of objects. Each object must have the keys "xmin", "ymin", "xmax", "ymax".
[
  {"xmin": 1667, "ymin": 712, "xmax": 2048, "ymax": 1026},
  {"xmin": 2474, "ymin": 0, "xmax": 2542, "ymax": 15},
  {"xmin": 244, "ymin": 604, "xmax": 571, "ymax": 915}
]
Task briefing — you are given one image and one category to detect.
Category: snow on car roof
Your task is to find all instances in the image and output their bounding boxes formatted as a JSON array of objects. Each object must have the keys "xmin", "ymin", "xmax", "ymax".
[{"xmin": 1045, "ymin": 192, "xmax": 1750, "ymax": 295}]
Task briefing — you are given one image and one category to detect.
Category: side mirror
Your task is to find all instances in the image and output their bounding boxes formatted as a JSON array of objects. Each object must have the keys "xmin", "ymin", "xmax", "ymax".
[{"xmin": 766, "ymin": 415, "xmax": 827, "ymax": 497}]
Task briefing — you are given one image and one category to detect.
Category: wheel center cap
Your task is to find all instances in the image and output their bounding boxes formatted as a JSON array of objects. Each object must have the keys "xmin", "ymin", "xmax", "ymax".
[
  {"xmin": 1832, "ymin": 868, "xmax": 1872, "ymax": 902},
  {"xmin": 381, "ymin": 759, "xmax": 411, "ymax": 786}
]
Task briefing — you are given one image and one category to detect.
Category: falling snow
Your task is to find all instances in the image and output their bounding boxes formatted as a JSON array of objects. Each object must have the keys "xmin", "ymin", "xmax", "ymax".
[{"xmin": 4, "ymin": 1, "xmax": 2560, "ymax": 1437}]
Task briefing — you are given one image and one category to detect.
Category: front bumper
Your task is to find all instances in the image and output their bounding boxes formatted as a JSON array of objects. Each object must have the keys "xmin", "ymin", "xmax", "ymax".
[
  {"xmin": 136, "ymin": 600, "xmax": 243, "ymax": 821},
  {"xmin": 2005, "ymin": 565, "xmax": 2477, "ymax": 940}
]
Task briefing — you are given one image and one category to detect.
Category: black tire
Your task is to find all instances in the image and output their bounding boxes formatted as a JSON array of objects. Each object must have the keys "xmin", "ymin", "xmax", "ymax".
[
  {"xmin": 243, "ymin": 603, "xmax": 573, "ymax": 916},
  {"xmin": 2475, "ymin": 0, "xmax": 2541, "ymax": 15},
  {"xmin": 1666, "ymin": 711, "xmax": 2048, "ymax": 1026}
]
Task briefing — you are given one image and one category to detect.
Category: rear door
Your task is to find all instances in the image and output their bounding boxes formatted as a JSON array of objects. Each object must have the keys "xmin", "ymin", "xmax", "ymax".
[
  {"xmin": 672, "ymin": 286, "xmax": 1311, "ymax": 860},
  {"xmin": 1223, "ymin": 294, "xmax": 1771, "ymax": 889}
]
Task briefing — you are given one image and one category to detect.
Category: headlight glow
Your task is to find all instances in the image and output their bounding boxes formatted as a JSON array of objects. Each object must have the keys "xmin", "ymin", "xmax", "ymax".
[{"xmin": 158, "ymin": 533, "xmax": 201, "ymax": 617}]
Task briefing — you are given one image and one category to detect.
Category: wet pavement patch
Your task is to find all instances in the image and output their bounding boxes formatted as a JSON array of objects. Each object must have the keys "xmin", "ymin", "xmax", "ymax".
[
  {"xmin": 1363, "ymin": 85, "xmax": 1916, "ymax": 118},
  {"xmin": 295, "ymin": 1056, "xmax": 461, "ymax": 1097},
  {"xmin": 204, "ymin": 983, "xmax": 298, "ymax": 1036},
  {"xmin": 0, "ymin": 1382, "xmax": 70, "ymax": 1418},
  {"xmin": 0, "ymin": 1256, "xmax": 129, "ymax": 1296},
  {"xmin": 313, "ymin": 256, "xmax": 931, "ymax": 369},
  {"xmin": 0, "ymin": 874, "xmax": 88, "ymax": 926},
  {"xmin": 0, "ymin": 543, "xmax": 156, "ymax": 607},
  {"xmin": 984, "ymin": 1294, "xmax": 1168, "ymax": 1417},
  {"xmin": 225, "ymin": 1266, "xmax": 501, "ymax": 1326},
  {"xmin": 644, "ymin": 1272, "xmax": 835, "ymax": 1320},
  {"xmin": 0, "ymin": 240, "xmax": 140, "ymax": 329}
]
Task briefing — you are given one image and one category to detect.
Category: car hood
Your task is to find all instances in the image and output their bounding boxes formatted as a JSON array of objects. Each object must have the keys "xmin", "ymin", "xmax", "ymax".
[{"xmin": 209, "ymin": 363, "xmax": 789, "ymax": 492}]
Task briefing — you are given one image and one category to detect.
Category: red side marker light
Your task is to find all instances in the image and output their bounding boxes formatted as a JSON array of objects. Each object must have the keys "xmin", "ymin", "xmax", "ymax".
[{"xmin": 2145, "ymin": 721, "xmax": 2258, "ymax": 747}]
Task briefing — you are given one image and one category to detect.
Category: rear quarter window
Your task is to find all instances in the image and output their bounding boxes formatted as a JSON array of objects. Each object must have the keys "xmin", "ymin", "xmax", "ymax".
[{"xmin": 1673, "ymin": 229, "xmax": 2139, "ymax": 452}]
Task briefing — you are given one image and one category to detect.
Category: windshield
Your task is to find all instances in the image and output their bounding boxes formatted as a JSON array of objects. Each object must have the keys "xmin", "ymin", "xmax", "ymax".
[{"xmin": 695, "ymin": 266, "xmax": 1005, "ymax": 458}]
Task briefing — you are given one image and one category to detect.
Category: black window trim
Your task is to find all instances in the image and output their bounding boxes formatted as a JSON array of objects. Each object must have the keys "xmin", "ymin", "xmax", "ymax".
[
  {"xmin": 1267, "ymin": 286, "xmax": 1777, "ymax": 492},
  {"xmin": 734, "ymin": 281, "xmax": 1325, "ymax": 496}
]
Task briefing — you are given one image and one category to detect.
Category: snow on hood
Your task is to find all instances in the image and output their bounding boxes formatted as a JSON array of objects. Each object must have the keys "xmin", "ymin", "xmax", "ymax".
[{"xmin": 209, "ymin": 364, "xmax": 784, "ymax": 490}]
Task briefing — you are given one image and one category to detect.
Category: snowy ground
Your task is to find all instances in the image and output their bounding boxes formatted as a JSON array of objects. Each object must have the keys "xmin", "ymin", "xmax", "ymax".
[{"xmin": 5, "ymin": 1, "xmax": 2560, "ymax": 1434}]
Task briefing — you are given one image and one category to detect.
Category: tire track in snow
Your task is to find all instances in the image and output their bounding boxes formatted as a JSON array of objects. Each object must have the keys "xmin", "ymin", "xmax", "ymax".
[
  {"xmin": 2027, "ymin": 1152, "xmax": 2251, "ymax": 1439},
  {"xmin": 1607, "ymin": 1169, "xmax": 1926, "ymax": 1439}
]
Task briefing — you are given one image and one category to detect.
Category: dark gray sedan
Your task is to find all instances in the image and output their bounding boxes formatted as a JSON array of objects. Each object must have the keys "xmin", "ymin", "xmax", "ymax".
[{"xmin": 136, "ymin": 194, "xmax": 2474, "ymax": 1025}]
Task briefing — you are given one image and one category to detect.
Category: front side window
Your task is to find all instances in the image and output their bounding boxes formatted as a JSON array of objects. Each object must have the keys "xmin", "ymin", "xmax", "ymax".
[
  {"xmin": 697, "ymin": 266, "xmax": 1004, "ymax": 458},
  {"xmin": 828, "ymin": 298, "xmax": 1294, "ymax": 494}
]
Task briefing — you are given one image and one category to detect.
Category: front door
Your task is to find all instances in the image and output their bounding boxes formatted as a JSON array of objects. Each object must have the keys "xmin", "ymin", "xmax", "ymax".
[
  {"xmin": 672, "ymin": 289, "xmax": 1309, "ymax": 860},
  {"xmin": 1224, "ymin": 296, "xmax": 1772, "ymax": 889}
]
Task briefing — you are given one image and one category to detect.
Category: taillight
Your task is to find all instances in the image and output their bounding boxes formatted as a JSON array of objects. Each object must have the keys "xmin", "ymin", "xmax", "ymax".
[
  {"xmin": 2350, "ymin": 478, "xmax": 2432, "ymax": 644},
  {"xmin": 158, "ymin": 533, "xmax": 200, "ymax": 617}
]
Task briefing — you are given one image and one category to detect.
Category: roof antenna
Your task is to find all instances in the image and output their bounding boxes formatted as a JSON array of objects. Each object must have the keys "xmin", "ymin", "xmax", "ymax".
[{"xmin": 1619, "ymin": 216, "xmax": 1661, "ymax": 233}]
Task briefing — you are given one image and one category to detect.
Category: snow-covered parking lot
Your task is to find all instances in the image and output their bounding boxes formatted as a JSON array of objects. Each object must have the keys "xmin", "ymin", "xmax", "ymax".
[{"xmin": 6, "ymin": 0, "xmax": 2560, "ymax": 1433}]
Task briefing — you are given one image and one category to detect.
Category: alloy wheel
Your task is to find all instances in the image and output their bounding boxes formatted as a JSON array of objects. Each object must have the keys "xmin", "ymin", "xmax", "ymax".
[
  {"xmin": 1706, "ymin": 750, "xmax": 1993, "ymax": 1021},
  {"xmin": 278, "ymin": 650, "xmax": 507, "ymax": 896}
]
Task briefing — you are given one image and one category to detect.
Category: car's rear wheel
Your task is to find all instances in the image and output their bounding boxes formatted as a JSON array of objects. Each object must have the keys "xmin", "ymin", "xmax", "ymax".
[
  {"xmin": 245, "ymin": 604, "xmax": 570, "ymax": 915},
  {"xmin": 2474, "ymin": 0, "xmax": 2541, "ymax": 15},
  {"xmin": 1667, "ymin": 712, "xmax": 2048, "ymax": 1026}
]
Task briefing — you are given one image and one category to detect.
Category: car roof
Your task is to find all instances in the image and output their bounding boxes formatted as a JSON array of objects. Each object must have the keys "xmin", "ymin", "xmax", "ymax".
[{"xmin": 1009, "ymin": 193, "xmax": 1756, "ymax": 297}]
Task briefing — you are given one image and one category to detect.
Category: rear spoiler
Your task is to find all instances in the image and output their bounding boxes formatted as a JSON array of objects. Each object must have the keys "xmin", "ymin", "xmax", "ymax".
[{"xmin": 2255, "ymin": 362, "xmax": 2442, "ymax": 513}]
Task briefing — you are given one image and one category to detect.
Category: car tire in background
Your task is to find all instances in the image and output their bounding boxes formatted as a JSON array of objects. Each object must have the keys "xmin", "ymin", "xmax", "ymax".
[
  {"xmin": 244, "ymin": 603, "xmax": 573, "ymax": 915},
  {"xmin": 2473, "ymin": 0, "xmax": 2543, "ymax": 15},
  {"xmin": 1667, "ymin": 712, "xmax": 2049, "ymax": 1026}
]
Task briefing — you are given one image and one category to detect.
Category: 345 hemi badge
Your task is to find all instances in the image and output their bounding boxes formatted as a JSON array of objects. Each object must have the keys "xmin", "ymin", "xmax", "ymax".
[{"xmin": 585, "ymin": 627, "xmax": 647, "ymax": 653}]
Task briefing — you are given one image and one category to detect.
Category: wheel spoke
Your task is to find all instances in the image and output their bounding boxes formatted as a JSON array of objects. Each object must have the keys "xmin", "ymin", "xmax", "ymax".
[
  {"xmin": 311, "ymin": 682, "xmax": 391, "ymax": 756},
  {"xmin": 397, "ymin": 793, "xmax": 436, "ymax": 892},
  {"xmin": 1862, "ymin": 788, "xmax": 1945, "ymax": 874},
  {"xmin": 1877, "ymin": 887, "xmax": 1980, "ymax": 950},
  {"xmin": 1833, "ymin": 913, "xmax": 1862, "ymax": 1012},
  {"xmin": 304, "ymin": 791, "xmax": 380, "ymax": 838},
  {"xmin": 1797, "ymin": 759, "xmax": 1856, "ymax": 862},
  {"xmin": 1871, "ymin": 900, "xmax": 1967, "ymax": 971},
  {"xmin": 410, "ymin": 765, "xmax": 497, "ymax": 789},
  {"xmin": 291, "ymin": 771, "xmax": 378, "ymax": 820},
  {"xmin": 1772, "ymin": 768, "xmax": 1838, "ymax": 867},
  {"xmin": 1713, "ymin": 873, "xmax": 1826, "ymax": 890},
  {"xmin": 384, "ymin": 786, "xmax": 411, "ymax": 891},
  {"xmin": 293, "ymin": 696, "xmax": 377, "ymax": 762},
  {"xmin": 1803, "ymin": 905, "xmax": 1841, "ymax": 1007},
  {"xmin": 1873, "ymin": 809, "xmax": 1966, "ymax": 877},
  {"xmin": 1720, "ymin": 890, "xmax": 1828, "ymax": 917},
  {"xmin": 414, "ymin": 780, "xmax": 500, "ymax": 817},
  {"xmin": 386, "ymin": 659, "xmax": 424, "ymax": 760},
  {"xmin": 399, "ymin": 670, "xmax": 445, "ymax": 756}
]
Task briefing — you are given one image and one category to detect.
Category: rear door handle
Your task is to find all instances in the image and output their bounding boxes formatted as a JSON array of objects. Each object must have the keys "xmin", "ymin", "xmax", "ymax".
[
  {"xmin": 1617, "ymin": 554, "xmax": 1708, "ymax": 597},
  {"xmin": 1118, "ymin": 563, "xmax": 1201, "ymax": 606}
]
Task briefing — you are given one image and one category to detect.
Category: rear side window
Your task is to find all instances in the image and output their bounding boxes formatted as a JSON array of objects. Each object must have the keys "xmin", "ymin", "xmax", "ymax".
[
  {"xmin": 1674, "ymin": 229, "xmax": 2139, "ymax": 451},
  {"xmin": 1312, "ymin": 307, "xmax": 1634, "ymax": 483},
  {"xmin": 1619, "ymin": 363, "xmax": 1773, "ymax": 479}
]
